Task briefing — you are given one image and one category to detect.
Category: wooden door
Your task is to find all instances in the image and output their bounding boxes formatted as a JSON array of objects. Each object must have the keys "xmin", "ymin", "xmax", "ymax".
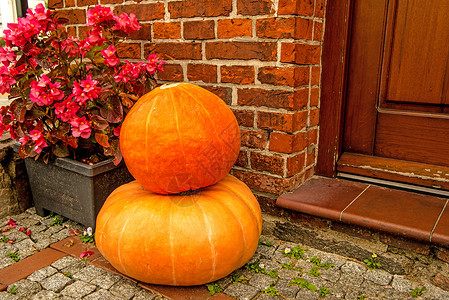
[{"xmin": 336, "ymin": 0, "xmax": 449, "ymax": 190}]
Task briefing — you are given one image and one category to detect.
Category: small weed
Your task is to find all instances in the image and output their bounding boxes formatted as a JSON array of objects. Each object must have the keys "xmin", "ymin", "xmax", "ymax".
[
  {"xmin": 310, "ymin": 256, "xmax": 334, "ymax": 270},
  {"xmin": 5, "ymin": 251, "xmax": 20, "ymax": 262},
  {"xmin": 232, "ymin": 275, "xmax": 247, "ymax": 284},
  {"xmin": 9, "ymin": 285, "xmax": 17, "ymax": 295},
  {"xmin": 246, "ymin": 261, "xmax": 278, "ymax": 278},
  {"xmin": 364, "ymin": 253, "xmax": 381, "ymax": 270},
  {"xmin": 318, "ymin": 286, "xmax": 331, "ymax": 298},
  {"xmin": 411, "ymin": 286, "xmax": 426, "ymax": 298},
  {"xmin": 64, "ymin": 272, "xmax": 73, "ymax": 278},
  {"xmin": 50, "ymin": 216, "xmax": 63, "ymax": 226},
  {"xmin": 290, "ymin": 277, "xmax": 317, "ymax": 291},
  {"xmin": 0, "ymin": 237, "xmax": 8, "ymax": 243},
  {"xmin": 283, "ymin": 245, "xmax": 306, "ymax": 259},
  {"xmin": 310, "ymin": 266, "xmax": 321, "ymax": 277},
  {"xmin": 267, "ymin": 270, "xmax": 278, "ymax": 279},
  {"xmin": 281, "ymin": 262, "xmax": 299, "ymax": 270},
  {"xmin": 258, "ymin": 238, "xmax": 274, "ymax": 247},
  {"xmin": 262, "ymin": 283, "xmax": 280, "ymax": 296},
  {"xmin": 207, "ymin": 284, "xmax": 223, "ymax": 296},
  {"xmin": 357, "ymin": 294, "xmax": 367, "ymax": 300}
]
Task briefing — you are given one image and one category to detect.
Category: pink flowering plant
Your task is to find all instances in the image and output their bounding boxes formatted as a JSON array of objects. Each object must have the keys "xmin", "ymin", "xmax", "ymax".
[{"xmin": 0, "ymin": 4, "xmax": 164, "ymax": 164}]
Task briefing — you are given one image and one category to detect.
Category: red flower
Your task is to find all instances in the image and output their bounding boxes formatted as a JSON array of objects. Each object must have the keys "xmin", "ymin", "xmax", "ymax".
[
  {"xmin": 7, "ymin": 218, "xmax": 17, "ymax": 228},
  {"xmin": 70, "ymin": 116, "xmax": 92, "ymax": 139},
  {"xmin": 101, "ymin": 45, "xmax": 119, "ymax": 67},
  {"xmin": 79, "ymin": 251, "xmax": 94, "ymax": 259},
  {"xmin": 87, "ymin": 5, "xmax": 114, "ymax": 27},
  {"xmin": 113, "ymin": 13, "xmax": 141, "ymax": 34}
]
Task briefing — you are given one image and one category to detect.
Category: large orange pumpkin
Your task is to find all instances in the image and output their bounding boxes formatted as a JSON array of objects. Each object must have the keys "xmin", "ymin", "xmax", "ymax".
[
  {"xmin": 120, "ymin": 82, "xmax": 240, "ymax": 194},
  {"xmin": 95, "ymin": 174, "xmax": 262, "ymax": 286}
]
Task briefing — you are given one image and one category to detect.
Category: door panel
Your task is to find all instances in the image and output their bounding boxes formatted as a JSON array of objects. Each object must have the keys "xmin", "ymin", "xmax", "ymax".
[{"xmin": 339, "ymin": 0, "xmax": 449, "ymax": 188}]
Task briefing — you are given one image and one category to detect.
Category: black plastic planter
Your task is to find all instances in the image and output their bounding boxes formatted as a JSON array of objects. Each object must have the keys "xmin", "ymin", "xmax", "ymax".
[{"xmin": 24, "ymin": 157, "xmax": 134, "ymax": 228}]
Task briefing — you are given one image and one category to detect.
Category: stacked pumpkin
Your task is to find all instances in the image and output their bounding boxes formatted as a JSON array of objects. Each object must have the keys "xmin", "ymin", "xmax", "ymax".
[{"xmin": 95, "ymin": 83, "xmax": 262, "ymax": 286}]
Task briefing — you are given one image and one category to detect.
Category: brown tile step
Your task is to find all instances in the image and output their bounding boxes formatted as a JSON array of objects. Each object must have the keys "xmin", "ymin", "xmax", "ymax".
[{"xmin": 276, "ymin": 176, "xmax": 449, "ymax": 246}]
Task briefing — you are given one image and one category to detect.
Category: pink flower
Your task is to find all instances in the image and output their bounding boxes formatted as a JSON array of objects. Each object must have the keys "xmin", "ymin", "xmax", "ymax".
[
  {"xmin": 113, "ymin": 126, "xmax": 121, "ymax": 137},
  {"xmin": 72, "ymin": 74, "xmax": 101, "ymax": 105},
  {"xmin": 146, "ymin": 54, "xmax": 165, "ymax": 74},
  {"xmin": 30, "ymin": 76, "xmax": 64, "ymax": 106},
  {"xmin": 87, "ymin": 5, "xmax": 114, "ymax": 27},
  {"xmin": 101, "ymin": 45, "xmax": 119, "ymax": 67},
  {"xmin": 79, "ymin": 251, "xmax": 94, "ymax": 259},
  {"xmin": 29, "ymin": 129, "xmax": 48, "ymax": 153},
  {"xmin": 112, "ymin": 12, "xmax": 141, "ymax": 34},
  {"xmin": 0, "ymin": 47, "xmax": 16, "ymax": 66},
  {"xmin": 85, "ymin": 28, "xmax": 106, "ymax": 47},
  {"xmin": 19, "ymin": 135, "xmax": 30, "ymax": 145},
  {"xmin": 70, "ymin": 116, "xmax": 92, "ymax": 139},
  {"xmin": 55, "ymin": 98, "xmax": 80, "ymax": 122}
]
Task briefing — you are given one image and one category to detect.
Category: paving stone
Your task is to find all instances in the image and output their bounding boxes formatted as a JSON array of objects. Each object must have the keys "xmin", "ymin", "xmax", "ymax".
[
  {"xmin": 33, "ymin": 239, "xmax": 53, "ymax": 250},
  {"xmin": 51, "ymin": 256, "xmax": 80, "ymax": 271},
  {"xmin": 7, "ymin": 279, "xmax": 41, "ymax": 298},
  {"xmin": 0, "ymin": 257, "xmax": 14, "ymax": 269},
  {"xmin": 256, "ymin": 244, "xmax": 277, "ymax": 258},
  {"xmin": 363, "ymin": 268, "xmax": 393, "ymax": 285},
  {"xmin": 72, "ymin": 265, "xmax": 106, "ymax": 282},
  {"xmin": 278, "ymin": 268, "xmax": 301, "ymax": 280},
  {"xmin": 46, "ymin": 225, "xmax": 64, "ymax": 235},
  {"xmin": 224, "ymin": 282, "xmax": 259, "ymax": 300},
  {"xmin": 320, "ymin": 268, "xmax": 340, "ymax": 283},
  {"xmin": 83, "ymin": 289, "xmax": 123, "ymax": 300},
  {"xmin": 31, "ymin": 290, "xmax": 62, "ymax": 299},
  {"xmin": 60, "ymin": 280, "xmax": 97, "ymax": 298},
  {"xmin": 28, "ymin": 224, "xmax": 47, "ymax": 234},
  {"xmin": 133, "ymin": 289, "xmax": 158, "ymax": 300},
  {"xmin": 109, "ymin": 279, "xmax": 140, "ymax": 300},
  {"xmin": 51, "ymin": 229, "xmax": 71, "ymax": 242},
  {"xmin": 27, "ymin": 266, "xmax": 58, "ymax": 282},
  {"xmin": 41, "ymin": 273, "xmax": 73, "ymax": 293},
  {"xmin": 90, "ymin": 271, "xmax": 122, "ymax": 289},
  {"xmin": 423, "ymin": 283, "xmax": 449, "ymax": 299},
  {"xmin": 391, "ymin": 275, "xmax": 418, "ymax": 293},
  {"xmin": 258, "ymin": 293, "xmax": 283, "ymax": 300},
  {"xmin": 274, "ymin": 279, "xmax": 300, "ymax": 298},
  {"xmin": 0, "ymin": 291, "xmax": 19, "ymax": 299},
  {"xmin": 248, "ymin": 273, "xmax": 275, "ymax": 290},
  {"xmin": 295, "ymin": 288, "xmax": 320, "ymax": 300},
  {"xmin": 3, "ymin": 231, "xmax": 27, "ymax": 243}
]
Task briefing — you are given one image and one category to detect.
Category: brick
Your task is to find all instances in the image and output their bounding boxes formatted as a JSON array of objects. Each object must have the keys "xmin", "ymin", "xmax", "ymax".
[
  {"xmin": 202, "ymin": 86, "xmax": 233, "ymax": 105},
  {"xmin": 54, "ymin": 9, "xmax": 86, "ymax": 25},
  {"xmin": 311, "ymin": 66, "xmax": 320, "ymax": 85},
  {"xmin": 295, "ymin": 88, "xmax": 310, "ymax": 109},
  {"xmin": 65, "ymin": 0, "xmax": 76, "ymax": 7},
  {"xmin": 115, "ymin": 3, "xmax": 165, "ymax": 21},
  {"xmin": 437, "ymin": 248, "xmax": 449, "ymax": 263},
  {"xmin": 241, "ymin": 130, "xmax": 268, "ymax": 149},
  {"xmin": 257, "ymin": 111, "xmax": 307, "ymax": 133},
  {"xmin": 66, "ymin": 26, "xmax": 77, "ymax": 38},
  {"xmin": 184, "ymin": 20, "xmax": 215, "ymax": 40},
  {"xmin": 379, "ymin": 233, "xmax": 431, "ymax": 256},
  {"xmin": 433, "ymin": 273, "xmax": 449, "ymax": 292},
  {"xmin": 281, "ymin": 43, "xmax": 321, "ymax": 65},
  {"xmin": 129, "ymin": 24, "xmax": 152, "ymax": 40},
  {"xmin": 258, "ymin": 66, "xmax": 308, "ymax": 87},
  {"xmin": 237, "ymin": 0, "xmax": 274, "ymax": 15},
  {"xmin": 50, "ymin": 237, "xmax": 101, "ymax": 262},
  {"xmin": 255, "ymin": 194, "xmax": 286, "ymax": 216},
  {"xmin": 314, "ymin": 21, "xmax": 323, "ymax": 41},
  {"xmin": 144, "ymin": 43, "xmax": 202, "ymax": 60},
  {"xmin": 221, "ymin": 66, "xmax": 255, "ymax": 84},
  {"xmin": 206, "ymin": 42, "xmax": 277, "ymax": 61},
  {"xmin": 315, "ymin": 0, "xmax": 326, "ymax": 18},
  {"xmin": 116, "ymin": 42, "xmax": 141, "ymax": 59},
  {"xmin": 235, "ymin": 150, "xmax": 248, "ymax": 168},
  {"xmin": 101, "ymin": 0, "xmax": 123, "ymax": 3},
  {"xmin": 157, "ymin": 64, "xmax": 184, "ymax": 82},
  {"xmin": 287, "ymin": 152, "xmax": 306, "ymax": 176},
  {"xmin": 256, "ymin": 17, "xmax": 313, "ymax": 40},
  {"xmin": 78, "ymin": 0, "xmax": 96, "ymax": 5},
  {"xmin": 233, "ymin": 169, "xmax": 303, "ymax": 194},
  {"xmin": 269, "ymin": 131, "xmax": 310, "ymax": 153},
  {"xmin": 250, "ymin": 152, "xmax": 284, "ymax": 175},
  {"xmin": 139, "ymin": 282, "xmax": 212, "ymax": 299},
  {"xmin": 187, "ymin": 64, "xmax": 217, "ymax": 83},
  {"xmin": 310, "ymin": 87, "xmax": 319, "ymax": 106},
  {"xmin": 278, "ymin": 0, "xmax": 315, "ymax": 16},
  {"xmin": 306, "ymin": 145, "xmax": 315, "ymax": 166},
  {"xmin": 0, "ymin": 283, "xmax": 5, "ymax": 291},
  {"xmin": 232, "ymin": 109, "xmax": 254, "ymax": 127},
  {"xmin": 309, "ymin": 108, "xmax": 319, "ymax": 126},
  {"xmin": 153, "ymin": 22, "xmax": 181, "ymax": 39},
  {"xmin": 238, "ymin": 88, "xmax": 303, "ymax": 110},
  {"xmin": 48, "ymin": 0, "xmax": 63, "ymax": 8},
  {"xmin": 0, "ymin": 248, "xmax": 66, "ymax": 286},
  {"xmin": 169, "ymin": 0, "xmax": 232, "ymax": 18},
  {"xmin": 217, "ymin": 19, "xmax": 252, "ymax": 38},
  {"xmin": 78, "ymin": 26, "xmax": 89, "ymax": 39}
]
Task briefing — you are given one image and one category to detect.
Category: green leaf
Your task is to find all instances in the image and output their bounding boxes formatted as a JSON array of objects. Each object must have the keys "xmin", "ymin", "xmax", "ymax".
[{"xmin": 52, "ymin": 142, "xmax": 70, "ymax": 157}]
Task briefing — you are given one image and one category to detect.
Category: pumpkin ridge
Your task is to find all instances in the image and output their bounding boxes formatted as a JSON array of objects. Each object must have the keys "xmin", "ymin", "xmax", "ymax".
[
  {"xmin": 116, "ymin": 204, "xmax": 139, "ymax": 275},
  {"xmin": 170, "ymin": 91, "xmax": 190, "ymax": 192},
  {"xmin": 144, "ymin": 92, "xmax": 161, "ymax": 174},
  {"xmin": 169, "ymin": 201, "xmax": 177, "ymax": 285},
  {"xmin": 195, "ymin": 200, "xmax": 217, "ymax": 282}
]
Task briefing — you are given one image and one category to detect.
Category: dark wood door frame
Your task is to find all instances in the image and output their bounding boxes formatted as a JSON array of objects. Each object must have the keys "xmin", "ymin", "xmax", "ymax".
[{"xmin": 316, "ymin": 0, "xmax": 353, "ymax": 177}]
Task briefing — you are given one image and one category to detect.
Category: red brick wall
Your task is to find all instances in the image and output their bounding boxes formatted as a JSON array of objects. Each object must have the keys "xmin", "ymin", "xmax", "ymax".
[{"xmin": 48, "ymin": 0, "xmax": 326, "ymax": 213}]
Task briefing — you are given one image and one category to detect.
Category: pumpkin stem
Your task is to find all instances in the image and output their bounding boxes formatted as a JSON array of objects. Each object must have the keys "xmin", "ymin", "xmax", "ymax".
[
  {"xmin": 160, "ymin": 82, "xmax": 182, "ymax": 89},
  {"xmin": 177, "ymin": 189, "xmax": 201, "ymax": 196}
]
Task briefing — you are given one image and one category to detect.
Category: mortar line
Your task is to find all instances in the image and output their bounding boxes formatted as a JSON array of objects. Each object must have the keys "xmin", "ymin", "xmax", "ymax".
[{"xmin": 339, "ymin": 185, "xmax": 371, "ymax": 221}]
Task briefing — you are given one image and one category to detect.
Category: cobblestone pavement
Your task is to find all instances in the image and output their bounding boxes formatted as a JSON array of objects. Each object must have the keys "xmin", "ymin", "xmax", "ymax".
[{"xmin": 0, "ymin": 208, "xmax": 448, "ymax": 299}]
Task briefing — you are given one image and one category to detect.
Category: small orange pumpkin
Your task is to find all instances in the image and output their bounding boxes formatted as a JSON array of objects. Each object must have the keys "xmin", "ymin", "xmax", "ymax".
[
  {"xmin": 120, "ymin": 82, "xmax": 240, "ymax": 194},
  {"xmin": 95, "ymin": 174, "xmax": 262, "ymax": 286}
]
